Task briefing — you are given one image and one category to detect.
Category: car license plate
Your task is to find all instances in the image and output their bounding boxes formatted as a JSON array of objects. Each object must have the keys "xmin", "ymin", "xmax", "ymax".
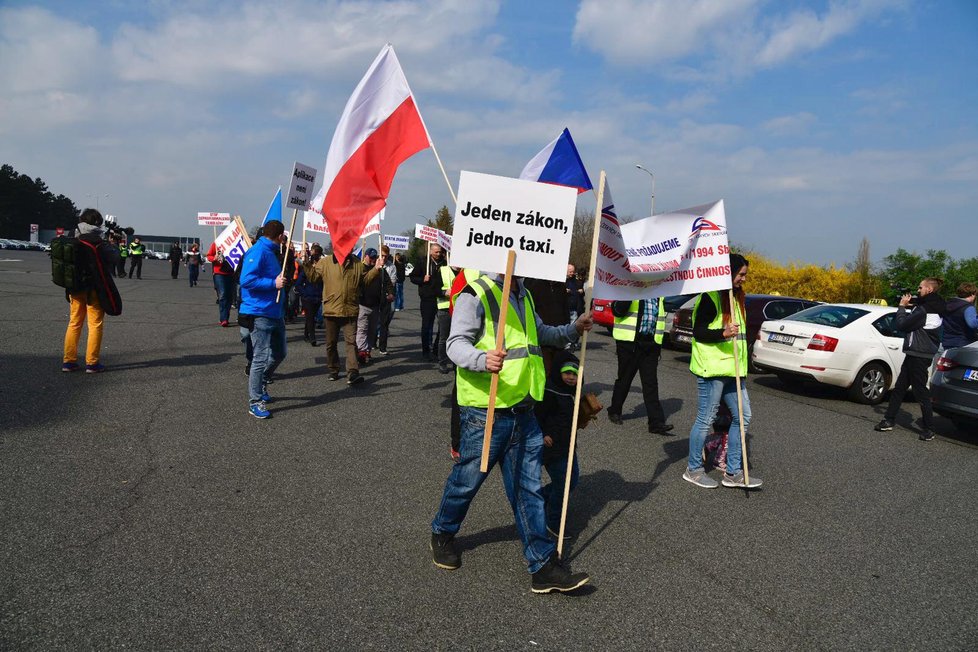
[
  {"xmin": 768, "ymin": 333, "xmax": 795, "ymax": 345},
  {"xmin": 674, "ymin": 333, "xmax": 691, "ymax": 343},
  {"xmin": 964, "ymin": 368, "xmax": 978, "ymax": 382}
]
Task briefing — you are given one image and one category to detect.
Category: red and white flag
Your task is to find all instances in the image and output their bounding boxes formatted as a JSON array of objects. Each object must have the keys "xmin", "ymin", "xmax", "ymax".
[{"xmin": 311, "ymin": 44, "xmax": 430, "ymax": 262}]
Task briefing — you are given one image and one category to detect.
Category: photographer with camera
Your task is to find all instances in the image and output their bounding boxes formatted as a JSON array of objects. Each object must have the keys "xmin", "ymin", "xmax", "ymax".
[{"xmin": 875, "ymin": 277, "xmax": 946, "ymax": 440}]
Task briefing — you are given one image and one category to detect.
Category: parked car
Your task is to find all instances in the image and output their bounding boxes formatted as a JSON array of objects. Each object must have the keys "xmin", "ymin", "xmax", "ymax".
[
  {"xmin": 591, "ymin": 294, "xmax": 695, "ymax": 337},
  {"xmin": 930, "ymin": 342, "xmax": 978, "ymax": 432},
  {"xmin": 752, "ymin": 303, "xmax": 904, "ymax": 404},
  {"xmin": 671, "ymin": 294, "xmax": 821, "ymax": 364}
]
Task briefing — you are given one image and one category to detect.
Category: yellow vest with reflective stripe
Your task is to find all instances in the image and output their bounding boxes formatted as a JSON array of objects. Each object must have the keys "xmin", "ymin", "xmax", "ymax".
[
  {"xmin": 437, "ymin": 265, "xmax": 454, "ymax": 310},
  {"xmin": 612, "ymin": 298, "xmax": 666, "ymax": 344},
  {"xmin": 689, "ymin": 291, "xmax": 748, "ymax": 378},
  {"xmin": 456, "ymin": 278, "xmax": 546, "ymax": 408}
]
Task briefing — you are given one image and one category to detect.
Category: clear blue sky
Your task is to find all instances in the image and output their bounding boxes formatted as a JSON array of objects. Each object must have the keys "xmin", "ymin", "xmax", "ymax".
[{"xmin": 2, "ymin": 0, "xmax": 975, "ymax": 265}]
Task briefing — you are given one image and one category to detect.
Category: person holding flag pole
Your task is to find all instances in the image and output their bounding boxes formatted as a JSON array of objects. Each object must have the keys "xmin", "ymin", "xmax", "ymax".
[
  {"xmin": 429, "ymin": 252, "xmax": 594, "ymax": 593},
  {"xmin": 682, "ymin": 253, "xmax": 762, "ymax": 489}
]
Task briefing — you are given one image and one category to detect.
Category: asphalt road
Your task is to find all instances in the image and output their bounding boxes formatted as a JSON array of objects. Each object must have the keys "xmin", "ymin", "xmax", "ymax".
[{"xmin": 2, "ymin": 250, "xmax": 977, "ymax": 650}]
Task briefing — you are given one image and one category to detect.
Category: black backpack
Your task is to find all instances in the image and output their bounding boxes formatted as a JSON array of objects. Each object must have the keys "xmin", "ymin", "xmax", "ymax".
[{"xmin": 51, "ymin": 236, "xmax": 94, "ymax": 291}]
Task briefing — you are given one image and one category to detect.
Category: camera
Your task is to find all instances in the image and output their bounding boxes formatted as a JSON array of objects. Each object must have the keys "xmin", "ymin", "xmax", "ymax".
[{"xmin": 103, "ymin": 215, "xmax": 135, "ymax": 240}]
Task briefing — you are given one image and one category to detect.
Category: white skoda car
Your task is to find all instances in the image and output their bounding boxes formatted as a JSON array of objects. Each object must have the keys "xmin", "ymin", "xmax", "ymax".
[{"xmin": 752, "ymin": 304, "xmax": 905, "ymax": 404}]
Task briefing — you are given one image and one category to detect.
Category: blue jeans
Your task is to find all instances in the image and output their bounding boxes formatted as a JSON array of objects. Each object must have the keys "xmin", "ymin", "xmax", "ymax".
[
  {"xmin": 432, "ymin": 406, "xmax": 555, "ymax": 574},
  {"xmin": 214, "ymin": 274, "xmax": 236, "ymax": 323},
  {"xmin": 543, "ymin": 453, "xmax": 580, "ymax": 532},
  {"xmin": 687, "ymin": 376, "xmax": 750, "ymax": 474},
  {"xmin": 188, "ymin": 265, "xmax": 200, "ymax": 286},
  {"xmin": 248, "ymin": 317, "xmax": 286, "ymax": 404},
  {"xmin": 394, "ymin": 282, "xmax": 405, "ymax": 310}
]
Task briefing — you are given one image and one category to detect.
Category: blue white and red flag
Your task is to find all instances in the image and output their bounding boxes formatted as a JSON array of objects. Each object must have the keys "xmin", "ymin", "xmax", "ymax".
[{"xmin": 519, "ymin": 128, "xmax": 593, "ymax": 194}]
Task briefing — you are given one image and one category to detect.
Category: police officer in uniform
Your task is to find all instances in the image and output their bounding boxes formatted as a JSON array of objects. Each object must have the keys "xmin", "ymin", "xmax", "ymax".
[
  {"xmin": 429, "ymin": 273, "xmax": 593, "ymax": 594},
  {"xmin": 607, "ymin": 297, "xmax": 674, "ymax": 435}
]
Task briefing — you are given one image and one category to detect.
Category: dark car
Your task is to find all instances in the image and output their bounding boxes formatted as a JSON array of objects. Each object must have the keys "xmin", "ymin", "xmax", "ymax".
[
  {"xmin": 931, "ymin": 343, "xmax": 978, "ymax": 432},
  {"xmin": 671, "ymin": 294, "xmax": 821, "ymax": 368},
  {"xmin": 592, "ymin": 294, "xmax": 695, "ymax": 337}
]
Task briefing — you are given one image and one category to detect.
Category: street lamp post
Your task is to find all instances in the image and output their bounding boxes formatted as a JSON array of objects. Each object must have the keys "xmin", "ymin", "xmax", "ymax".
[
  {"xmin": 635, "ymin": 165, "xmax": 655, "ymax": 216},
  {"xmin": 86, "ymin": 193, "xmax": 109, "ymax": 212}
]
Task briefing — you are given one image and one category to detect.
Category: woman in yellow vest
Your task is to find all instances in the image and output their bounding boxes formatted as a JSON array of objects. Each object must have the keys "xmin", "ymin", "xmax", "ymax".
[
  {"xmin": 683, "ymin": 254, "xmax": 762, "ymax": 490},
  {"xmin": 430, "ymin": 274, "xmax": 592, "ymax": 593}
]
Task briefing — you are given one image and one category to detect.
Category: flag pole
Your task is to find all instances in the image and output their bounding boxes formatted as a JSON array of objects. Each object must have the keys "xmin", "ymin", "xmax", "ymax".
[
  {"xmin": 408, "ymin": 90, "xmax": 457, "ymax": 206},
  {"xmin": 277, "ymin": 208, "xmax": 298, "ymax": 303},
  {"xmin": 729, "ymin": 288, "xmax": 751, "ymax": 487},
  {"xmin": 480, "ymin": 249, "xmax": 516, "ymax": 473},
  {"xmin": 556, "ymin": 171, "xmax": 605, "ymax": 556}
]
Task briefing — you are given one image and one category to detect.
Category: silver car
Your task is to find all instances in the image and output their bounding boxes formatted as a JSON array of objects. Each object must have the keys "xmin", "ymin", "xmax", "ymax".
[{"xmin": 931, "ymin": 342, "xmax": 978, "ymax": 432}]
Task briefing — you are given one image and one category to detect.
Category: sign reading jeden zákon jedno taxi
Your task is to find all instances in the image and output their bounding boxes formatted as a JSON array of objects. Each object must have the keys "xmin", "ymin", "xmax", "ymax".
[
  {"xmin": 449, "ymin": 171, "xmax": 576, "ymax": 283},
  {"xmin": 197, "ymin": 212, "xmax": 231, "ymax": 226}
]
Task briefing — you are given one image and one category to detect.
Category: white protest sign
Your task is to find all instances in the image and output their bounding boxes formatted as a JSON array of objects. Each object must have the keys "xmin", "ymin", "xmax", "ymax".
[
  {"xmin": 415, "ymin": 223, "xmax": 439, "ymax": 243},
  {"xmin": 450, "ymin": 171, "xmax": 576, "ymax": 282},
  {"xmin": 384, "ymin": 235, "xmax": 410, "ymax": 250},
  {"xmin": 198, "ymin": 212, "xmax": 231, "ymax": 226},
  {"xmin": 287, "ymin": 162, "xmax": 318, "ymax": 210},
  {"xmin": 303, "ymin": 207, "xmax": 329, "ymax": 234},
  {"xmin": 362, "ymin": 209, "xmax": 383, "ymax": 237},
  {"xmin": 593, "ymin": 200, "xmax": 732, "ymax": 300},
  {"xmin": 214, "ymin": 219, "xmax": 251, "ymax": 271},
  {"xmin": 436, "ymin": 230, "xmax": 452, "ymax": 252}
]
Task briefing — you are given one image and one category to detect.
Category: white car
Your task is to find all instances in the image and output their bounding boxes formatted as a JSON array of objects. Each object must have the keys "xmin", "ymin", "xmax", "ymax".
[{"xmin": 752, "ymin": 303, "xmax": 905, "ymax": 404}]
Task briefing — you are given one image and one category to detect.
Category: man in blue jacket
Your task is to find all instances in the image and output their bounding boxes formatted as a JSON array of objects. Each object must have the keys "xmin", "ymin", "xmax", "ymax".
[{"xmin": 239, "ymin": 219, "xmax": 287, "ymax": 419}]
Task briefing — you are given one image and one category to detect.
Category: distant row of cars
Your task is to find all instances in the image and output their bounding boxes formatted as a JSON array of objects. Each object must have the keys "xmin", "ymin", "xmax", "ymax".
[
  {"xmin": 0, "ymin": 238, "xmax": 49, "ymax": 251},
  {"xmin": 592, "ymin": 293, "xmax": 978, "ymax": 432}
]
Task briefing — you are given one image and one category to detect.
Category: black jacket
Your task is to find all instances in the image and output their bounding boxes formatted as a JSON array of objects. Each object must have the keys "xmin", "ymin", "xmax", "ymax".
[
  {"xmin": 942, "ymin": 297, "xmax": 978, "ymax": 349},
  {"xmin": 535, "ymin": 351, "xmax": 580, "ymax": 464},
  {"xmin": 894, "ymin": 293, "xmax": 945, "ymax": 358},
  {"xmin": 409, "ymin": 257, "xmax": 447, "ymax": 301}
]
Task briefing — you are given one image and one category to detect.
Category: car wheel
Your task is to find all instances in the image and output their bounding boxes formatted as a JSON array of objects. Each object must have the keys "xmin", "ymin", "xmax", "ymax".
[{"xmin": 848, "ymin": 362, "xmax": 889, "ymax": 405}]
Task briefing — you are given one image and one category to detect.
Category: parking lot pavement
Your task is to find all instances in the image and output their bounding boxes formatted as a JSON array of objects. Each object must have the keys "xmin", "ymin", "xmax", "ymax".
[{"xmin": 2, "ymin": 251, "xmax": 977, "ymax": 649}]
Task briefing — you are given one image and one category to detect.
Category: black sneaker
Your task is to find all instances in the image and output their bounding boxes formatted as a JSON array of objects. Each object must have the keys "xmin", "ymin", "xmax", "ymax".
[
  {"xmin": 531, "ymin": 556, "xmax": 590, "ymax": 594},
  {"xmin": 327, "ymin": 372, "xmax": 340, "ymax": 381},
  {"xmin": 608, "ymin": 412, "xmax": 623, "ymax": 425},
  {"xmin": 649, "ymin": 423, "xmax": 675, "ymax": 435},
  {"xmin": 347, "ymin": 371, "xmax": 364, "ymax": 386},
  {"xmin": 439, "ymin": 364, "xmax": 452, "ymax": 374},
  {"xmin": 919, "ymin": 431, "xmax": 935, "ymax": 441},
  {"xmin": 430, "ymin": 533, "xmax": 461, "ymax": 570},
  {"xmin": 874, "ymin": 419, "xmax": 894, "ymax": 432}
]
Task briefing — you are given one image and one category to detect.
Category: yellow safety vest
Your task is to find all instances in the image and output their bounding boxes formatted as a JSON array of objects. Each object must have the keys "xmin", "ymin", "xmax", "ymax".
[
  {"xmin": 612, "ymin": 298, "xmax": 666, "ymax": 344},
  {"xmin": 437, "ymin": 265, "xmax": 455, "ymax": 310},
  {"xmin": 689, "ymin": 291, "xmax": 748, "ymax": 378},
  {"xmin": 456, "ymin": 277, "xmax": 546, "ymax": 408}
]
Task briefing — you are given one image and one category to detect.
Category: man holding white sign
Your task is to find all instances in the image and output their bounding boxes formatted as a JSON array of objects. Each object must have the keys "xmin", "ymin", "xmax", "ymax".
[{"xmin": 430, "ymin": 171, "xmax": 592, "ymax": 594}]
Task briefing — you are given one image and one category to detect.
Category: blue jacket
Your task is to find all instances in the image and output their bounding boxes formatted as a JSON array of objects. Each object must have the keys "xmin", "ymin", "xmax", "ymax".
[
  {"xmin": 295, "ymin": 265, "xmax": 323, "ymax": 300},
  {"xmin": 239, "ymin": 237, "xmax": 283, "ymax": 318}
]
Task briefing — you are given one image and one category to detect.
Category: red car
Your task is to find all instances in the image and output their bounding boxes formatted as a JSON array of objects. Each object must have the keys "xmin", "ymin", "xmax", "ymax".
[{"xmin": 592, "ymin": 295, "xmax": 696, "ymax": 338}]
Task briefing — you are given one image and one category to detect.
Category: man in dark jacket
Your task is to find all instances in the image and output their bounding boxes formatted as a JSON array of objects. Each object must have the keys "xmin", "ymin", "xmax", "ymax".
[
  {"xmin": 524, "ymin": 276, "xmax": 570, "ymax": 375},
  {"xmin": 168, "ymin": 243, "xmax": 183, "ymax": 279},
  {"xmin": 295, "ymin": 245, "xmax": 325, "ymax": 346},
  {"xmin": 875, "ymin": 277, "xmax": 946, "ymax": 440},
  {"xmin": 409, "ymin": 244, "xmax": 448, "ymax": 361},
  {"xmin": 940, "ymin": 282, "xmax": 977, "ymax": 350},
  {"xmin": 62, "ymin": 208, "xmax": 121, "ymax": 373},
  {"xmin": 356, "ymin": 248, "xmax": 395, "ymax": 364}
]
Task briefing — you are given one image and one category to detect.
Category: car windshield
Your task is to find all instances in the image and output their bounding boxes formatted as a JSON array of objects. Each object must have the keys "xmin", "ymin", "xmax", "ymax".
[
  {"xmin": 786, "ymin": 305, "xmax": 869, "ymax": 328},
  {"xmin": 663, "ymin": 294, "xmax": 695, "ymax": 312}
]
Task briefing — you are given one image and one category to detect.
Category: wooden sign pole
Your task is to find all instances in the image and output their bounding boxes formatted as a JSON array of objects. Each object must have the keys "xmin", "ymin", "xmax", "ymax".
[
  {"xmin": 556, "ymin": 171, "xmax": 605, "ymax": 556},
  {"xmin": 276, "ymin": 208, "xmax": 298, "ymax": 303},
  {"xmin": 728, "ymin": 288, "xmax": 750, "ymax": 487},
  {"xmin": 479, "ymin": 249, "xmax": 517, "ymax": 473}
]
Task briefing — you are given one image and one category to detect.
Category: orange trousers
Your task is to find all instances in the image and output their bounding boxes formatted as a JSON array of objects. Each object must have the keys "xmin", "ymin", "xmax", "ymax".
[{"xmin": 63, "ymin": 290, "xmax": 104, "ymax": 365}]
